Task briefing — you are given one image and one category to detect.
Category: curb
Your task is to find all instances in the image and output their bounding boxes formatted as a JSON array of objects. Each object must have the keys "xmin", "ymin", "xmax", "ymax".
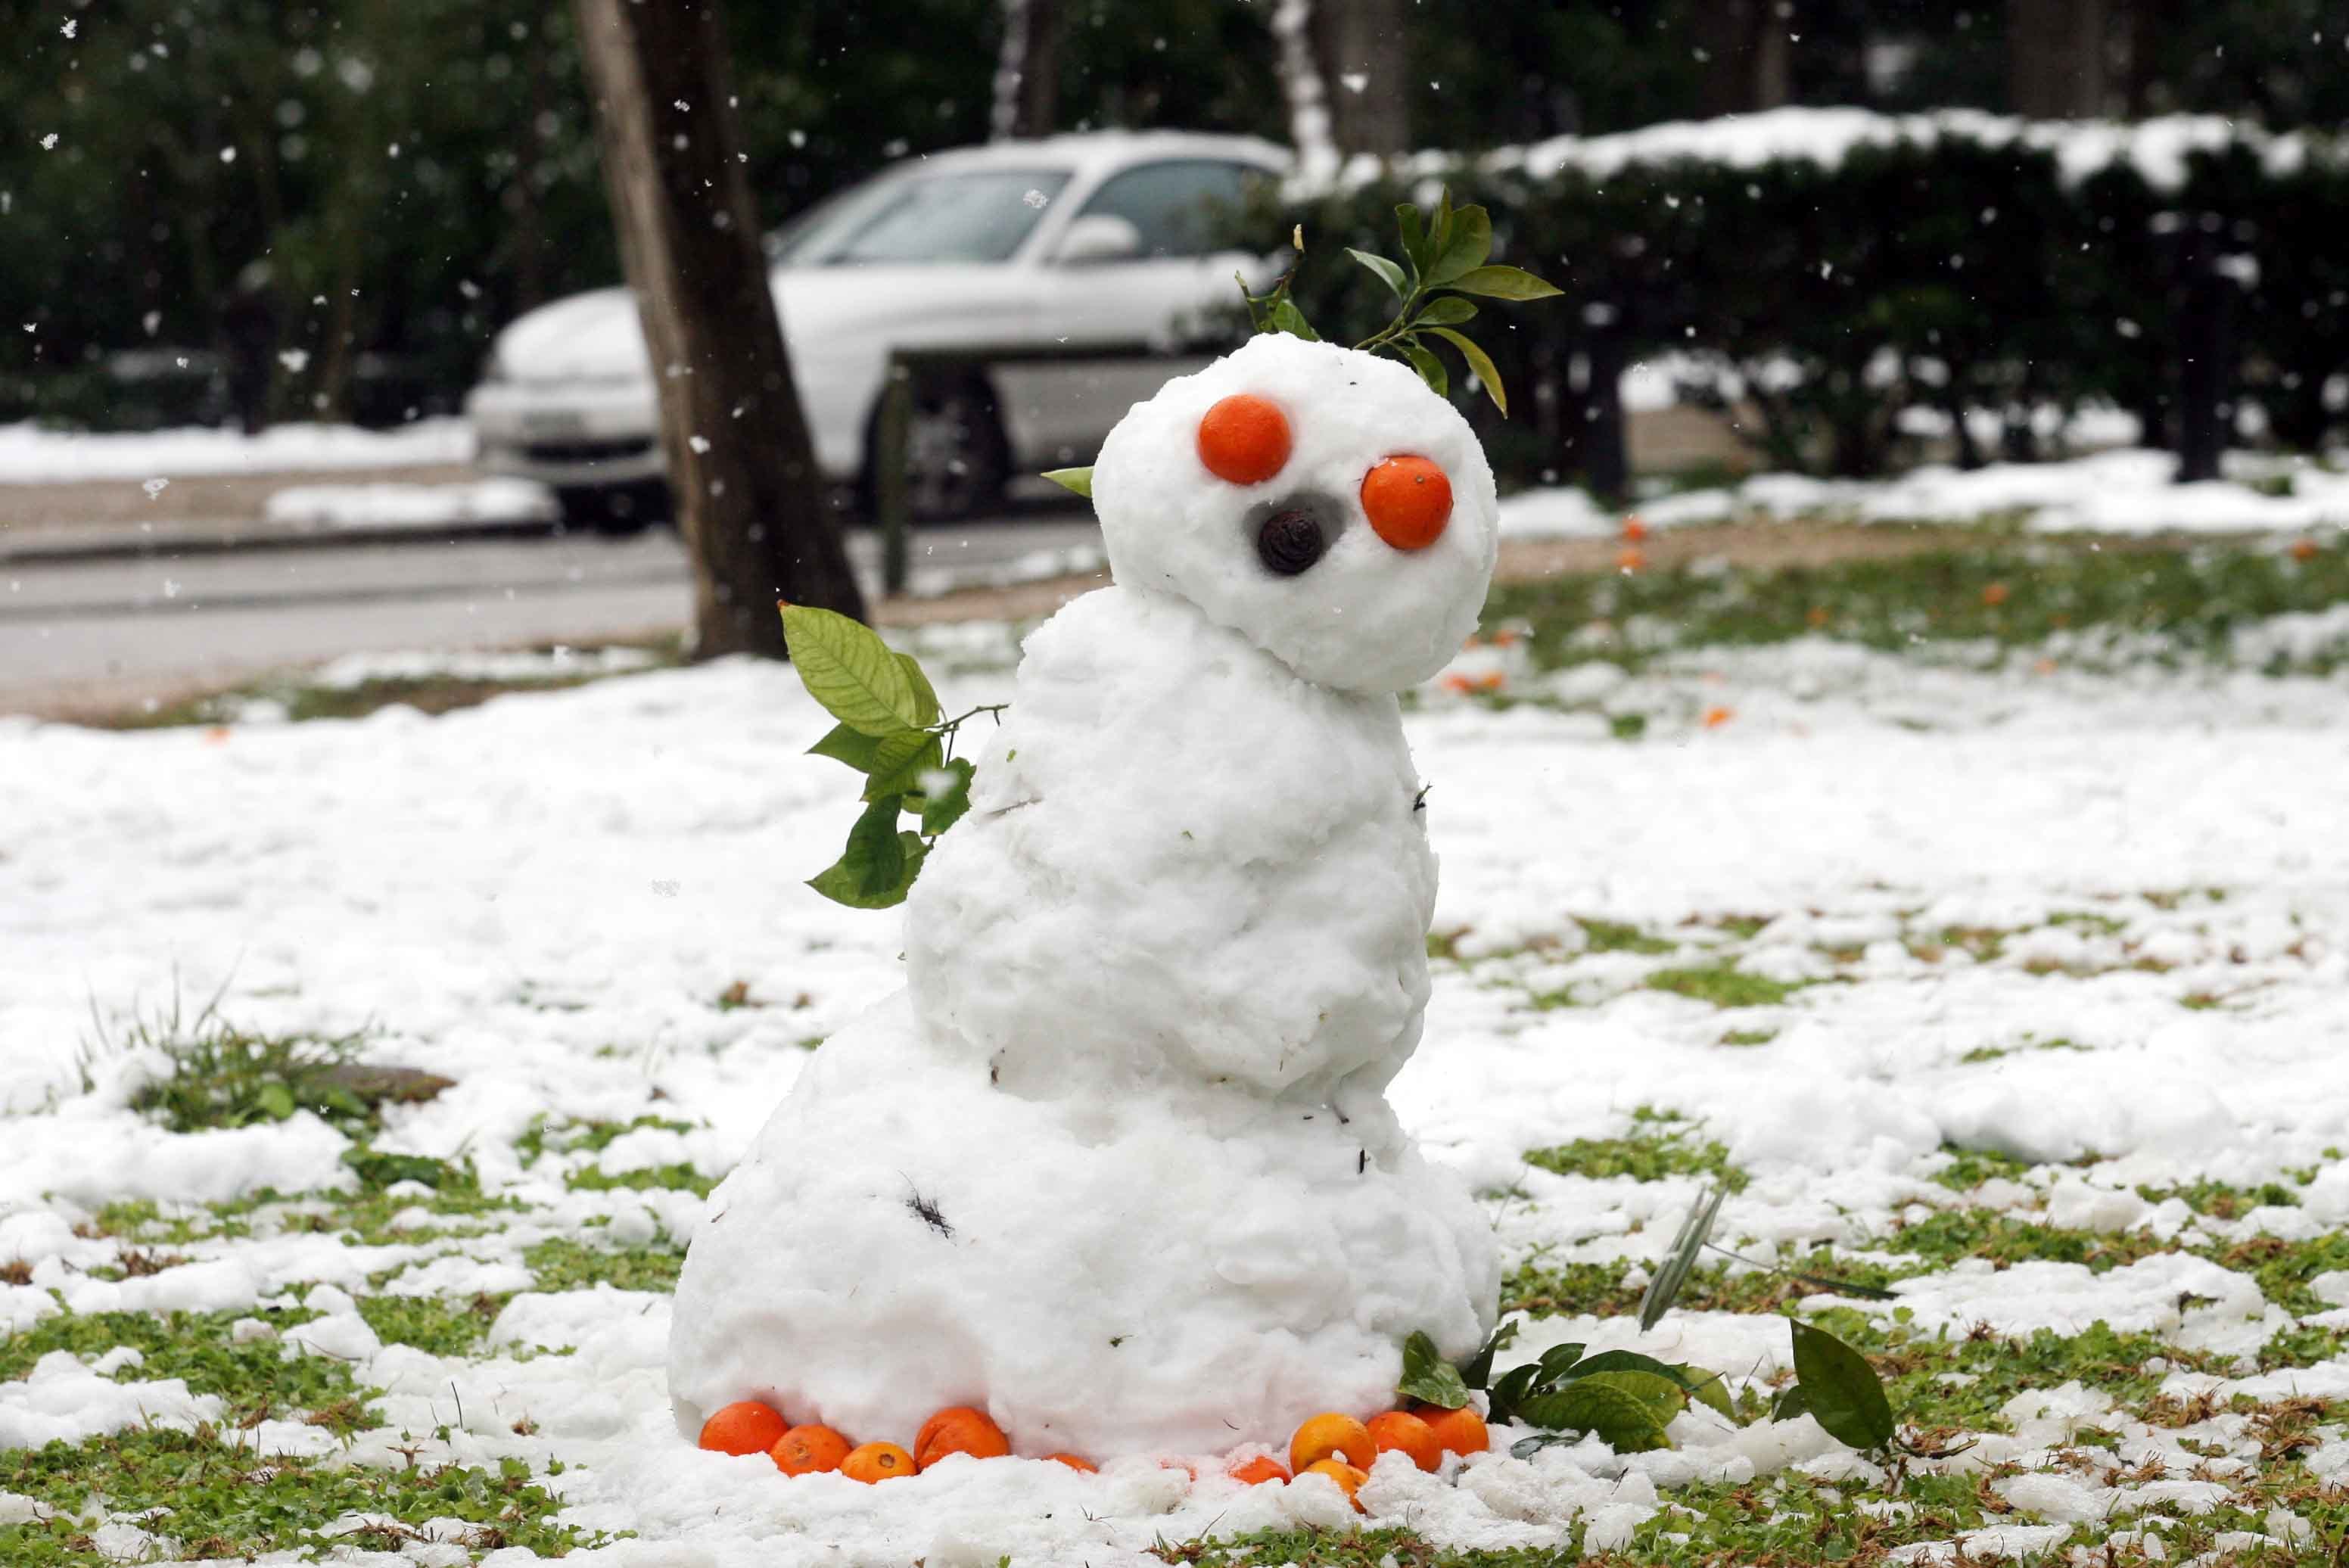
[{"xmin": 0, "ymin": 514, "xmax": 562, "ymax": 567}]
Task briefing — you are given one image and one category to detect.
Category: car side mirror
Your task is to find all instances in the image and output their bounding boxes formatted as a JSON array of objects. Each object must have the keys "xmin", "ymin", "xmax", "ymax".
[{"xmin": 1056, "ymin": 214, "xmax": 1143, "ymax": 266}]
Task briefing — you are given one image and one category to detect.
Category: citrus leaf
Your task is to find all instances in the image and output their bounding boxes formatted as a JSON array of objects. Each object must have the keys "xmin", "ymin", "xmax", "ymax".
[
  {"xmin": 1537, "ymin": 1342, "xmax": 1591, "ymax": 1380},
  {"xmin": 1413, "ymin": 296, "xmax": 1479, "ymax": 327},
  {"xmin": 1427, "ymin": 326, "xmax": 1508, "ymax": 415},
  {"xmin": 809, "ymin": 722, "xmax": 882, "ymax": 773},
  {"xmin": 919, "ymin": 758, "xmax": 975, "ymax": 836},
  {"xmin": 1638, "ymin": 1184, "xmax": 1725, "ymax": 1331},
  {"xmin": 1556, "ymin": 1349, "xmax": 1700, "ymax": 1388},
  {"xmin": 863, "ymin": 733, "xmax": 943, "ymax": 802},
  {"xmin": 808, "ymin": 798, "xmax": 926, "ymax": 909},
  {"xmin": 1458, "ymin": 1320, "xmax": 1519, "ymax": 1391},
  {"xmin": 1673, "ymin": 1364, "xmax": 1738, "ymax": 1421},
  {"xmin": 1486, "ymin": 1362, "xmax": 1544, "ymax": 1426},
  {"xmin": 1042, "ymin": 466, "xmax": 1093, "ymax": 497},
  {"xmin": 896, "ymin": 652, "xmax": 941, "ymax": 727},
  {"xmin": 1348, "ymin": 247, "xmax": 1410, "ymax": 301},
  {"xmin": 1399, "ymin": 1329, "xmax": 1473, "ymax": 1411},
  {"xmin": 1517, "ymin": 1374, "xmax": 1675, "ymax": 1452},
  {"xmin": 1448, "ymin": 264, "xmax": 1564, "ymax": 300},
  {"xmin": 255, "ymin": 1081, "xmax": 297, "ymax": 1122},
  {"xmin": 1404, "ymin": 340, "xmax": 1448, "ymax": 399},
  {"xmin": 1396, "ymin": 203, "xmax": 1433, "ymax": 278},
  {"xmin": 1425, "ymin": 203, "xmax": 1492, "ymax": 287},
  {"xmin": 1790, "ymin": 1319, "xmax": 1895, "ymax": 1451},
  {"xmin": 1268, "ymin": 297, "xmax": 1320, "ymax": 341},
  {"xmin": 1769, "ymin": 1383, "xmax": 1811, "ymax": 1423},
  {"xmin": 779, "ymin": 602, "xmax": 921, "ymax": 738}
]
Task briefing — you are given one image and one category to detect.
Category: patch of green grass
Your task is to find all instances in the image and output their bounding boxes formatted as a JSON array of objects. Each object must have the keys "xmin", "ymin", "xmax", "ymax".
[
  {"xmin": 523, "ymin": 1236, "xmax": 684, "ymax": 1294},
  {"xmin": 1930, "ymin": 1144, "xmax": 2041, "ymax": 1192},
  {"xmin": 515, "ymin": 1114, "xmax": 696, "ymax": 1169},
  {"xmin": 1169, "ymin": 1527, "xmax": 1567, "ymax": 1566},
  {"xmin": 1483, "ymin": 534, "xmax": 2349, "ymax": 676},
  {"xmin": 2136, "ymin": 1177, "xmax": 2299, "ymax": 1220},
  {"xmin": 0, "ymin": 1307, "xmax": 369, "ymax": 1432},
  {"xmin": 1803, "ymin": 1308, "xmax": 2232, "ymax": 1432},
  {"xmin": 1718, "ymin": 1028, "xmax": 1777, "ymax": 1047},
  {"xmin": 2197, "ymin": 1230, "xmax": 2349, "ymax": 1316},
  {"xmin": 1644, "ymin": 963, "xmax": 1808, "ymax": 1008},
  {"xmin": 0, "ymin": 1429, "xmax": 606, "ymax": 1563},
  {"xmin": 1878, "ymin": 1209, "xmax": 2173, "ymax": 1274},
  {"xmin": 115, "ymin": 1007, "xmax": 380, "ymax": 1138},
  {"xmin": 102, "ymin": 637, "xmax": 683, "ymax": 730},
  {"xmin": 1524, "ymin": 1111, "xmax": 1748, "ymax": 1193},
  {"xmin": 1501, "ymin": 1247, "xmax": 1897, "ymax": 1321},
  {"xmin": 356, "ymin": 1293, "xmax": 512, "ymax": 1359},
  {"xmin": 1575, "ymin": 917, "xmax": 1675, "ymax": 956}
]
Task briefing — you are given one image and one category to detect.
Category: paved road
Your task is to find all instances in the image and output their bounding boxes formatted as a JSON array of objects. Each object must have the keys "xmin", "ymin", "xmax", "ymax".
[{"xmin": 0, "ymin": 518, "xmax": 1100, "ymax": 717}]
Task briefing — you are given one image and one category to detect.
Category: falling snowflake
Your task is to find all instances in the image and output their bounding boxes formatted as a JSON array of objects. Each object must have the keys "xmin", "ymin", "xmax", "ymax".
[
  {"xmin": 219, "ymin": 146, "xmax": 236, "ymax": 163},
  {"xmin": 141, "ymin": 310, "xmax": 160, "ymax": 335},
  {"xmin": 689, "ymin": 434, "xmax": 711, "ymax": 453},
  {"xmin": 142, "ymin": 478, "xmax": 170, "ymax": 499},
  {"xmin": 1339, "ymin": 72, "xmax": 1368, "ymax": 93},
  {"xmin": 40, "ymin": 133, "xmax": 58, "ymax": 151},
  {"xmin": 61, "ymin": 17, "xmax": 76, "ymax": 37},
  {"xmin": 277, "ymin": 349, "xmax": 310, "ymax": 373},
  {"xmin": 1022, "ymin": 188, "xmax": 1049, "ymax": 209}
]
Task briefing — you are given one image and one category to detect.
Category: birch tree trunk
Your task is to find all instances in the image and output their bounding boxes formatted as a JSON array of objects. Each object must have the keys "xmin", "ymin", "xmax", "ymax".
[
  {"xmin": 991, "ymin": 0, "xmax": 1064, "ymax": 140},
  {"xmin": 573, "ymin": 0, "xmax": 866, "ymax": 657}
]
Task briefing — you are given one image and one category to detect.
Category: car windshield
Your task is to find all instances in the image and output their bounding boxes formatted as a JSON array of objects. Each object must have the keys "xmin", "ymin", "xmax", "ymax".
[{"xmin": 773, "ymin": 168, "xmax": 1073, "ymax": 266}]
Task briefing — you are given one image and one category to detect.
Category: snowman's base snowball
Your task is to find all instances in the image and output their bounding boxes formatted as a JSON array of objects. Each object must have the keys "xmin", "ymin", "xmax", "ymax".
[{"xmin": 667, "ymin": 993, "xmax": 1497, "ymax": 1459}]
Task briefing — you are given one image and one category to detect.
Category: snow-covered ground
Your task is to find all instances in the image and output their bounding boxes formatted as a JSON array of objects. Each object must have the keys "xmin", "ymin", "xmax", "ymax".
[
  {"xmin": 0, "ymin": 418, "xmax": 473, "ymax": 485},
  {"xmin": 1504, "ymin": 446, "xmax": 2349, "ymax": 539},
  {"xmin": 2, "ymin": 610, "xmax": 2346, "ymax": 1563},
  {"xmin": 262, "ymin": 478, "xmax": 554, "ymax": 530}
]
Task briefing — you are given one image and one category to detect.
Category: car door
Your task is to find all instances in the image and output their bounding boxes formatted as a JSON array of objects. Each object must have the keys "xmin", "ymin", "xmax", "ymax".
[{"xmin": 995, "ymin": 159, "xmax": 1271, "ymax": 468}]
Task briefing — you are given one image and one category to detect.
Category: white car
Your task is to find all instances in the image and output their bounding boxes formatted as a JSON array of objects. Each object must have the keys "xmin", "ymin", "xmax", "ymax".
[{"xmin": 465, "ymin": 130, "xmax": 1288, "ymax": 528}]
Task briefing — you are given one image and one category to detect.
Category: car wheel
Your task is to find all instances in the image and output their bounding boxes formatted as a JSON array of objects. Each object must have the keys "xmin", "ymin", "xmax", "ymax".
[
  {"xmin": 555, "ymin": 479, "xmax": 669, "ymax": 536},
  {"xmin": 870, "ymin": 378, "xmax": 1010, "ymax": 524}
]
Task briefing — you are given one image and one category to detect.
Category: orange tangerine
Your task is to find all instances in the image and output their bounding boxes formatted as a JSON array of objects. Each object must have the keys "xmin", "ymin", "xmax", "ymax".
[
  {"xmin": 1229, "ymin": 1454, "xmax": 1292, "ymax": 1486},
  {"xmin": 1365, "ymin": 1410, "xmax": 1442, "ymax": 1473},
  {"xmin": 1410, "ymin": 1402, "xmax": 1490, "ymax": 1458},
  {"xmin": 770, "ymin": 1423, "xmax": 851, "ymax": 1476},
  {"xmin": 1301, "ymin": 1457, "xmax": 1368, "ymax": 1510},
  {"xmin": 840, "ymin": 1441, "xmax": 916, "ymax": 1482},
  {"xmin": 1196, "ymin": 394, "xmax": 1293, "ymax": 485},
  {"xmin": 914, "ymin": 1406, "xmax": 1010, "ymax": 1470},
  {"xmin": 1289, "ymin": 1411, "xmax": 1376, "ymax": 1474},
  {"xmin": 1360, "ymin": 455, "xmax": 1452, "ymax": 550},
  {"xmin": 697, "ymin": 1400, "xmax": 788, "ymax": 1458}
]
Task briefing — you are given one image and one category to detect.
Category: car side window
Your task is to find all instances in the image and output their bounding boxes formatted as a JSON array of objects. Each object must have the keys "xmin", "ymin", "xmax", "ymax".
[{"xmin": 1075, "ymin": 160, "xmax": 1262, "ymax": 260}]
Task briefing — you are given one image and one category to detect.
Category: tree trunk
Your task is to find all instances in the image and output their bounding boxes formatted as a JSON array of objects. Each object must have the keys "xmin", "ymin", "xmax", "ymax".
[
  {"xmin": 1695, "ymin": 0, "xmax": 1791, "ymax": 119},
  {"xmin": 1308, "ymin": 0, "xmax": 1408, "ymax": 157},
  {"xmin": 991, "ymin": 0, "xmax": 1064, "ymax": 140},
  {"xmin": 2008, "ymin": 0, "xmax": 2108, "ymax": 118},
  {"xmin": 573, "ymin": 0, "xmax": 866, "ymax": 656},
  {"xmin": 1270, "ymin": 0, "xmax": 1337, "ymax": 178}
]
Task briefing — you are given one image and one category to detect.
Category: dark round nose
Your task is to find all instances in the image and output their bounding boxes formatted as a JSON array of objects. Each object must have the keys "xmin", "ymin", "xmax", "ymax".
[{"xmin": 1256, "ymin": 507, "xmax": 1326, "ymax": 575}]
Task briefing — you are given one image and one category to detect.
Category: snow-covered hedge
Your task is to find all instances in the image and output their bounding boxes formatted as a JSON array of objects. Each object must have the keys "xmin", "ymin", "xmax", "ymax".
[{"xmin": 1277, "ymin": 109, "xmax": 2349, "ymax": 484}]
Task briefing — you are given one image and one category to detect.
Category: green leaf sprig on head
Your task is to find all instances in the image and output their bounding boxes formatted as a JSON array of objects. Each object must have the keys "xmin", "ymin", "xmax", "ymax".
[
  {"xmin": 1349, "ymin": 189, "xmax": 1563, "ymax": 414},
  {"xmin": 780, "ymin": 602, "xmax": 997, "ymax": 910},
  {"xmin": 1238, "ymin": 195, "xmax": 1562, "ymax": 413}
]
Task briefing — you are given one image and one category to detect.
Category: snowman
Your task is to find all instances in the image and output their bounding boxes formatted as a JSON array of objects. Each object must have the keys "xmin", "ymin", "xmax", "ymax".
[{"xmin": 669, "ymin": 331, "xmax": 1502, "ymax": 1461}]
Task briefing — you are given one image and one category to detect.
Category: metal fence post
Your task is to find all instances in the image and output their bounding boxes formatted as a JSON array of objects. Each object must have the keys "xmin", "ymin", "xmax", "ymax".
[{"xmin": 876, "ymin": 356, "xmax": 913, "ymax": 596}]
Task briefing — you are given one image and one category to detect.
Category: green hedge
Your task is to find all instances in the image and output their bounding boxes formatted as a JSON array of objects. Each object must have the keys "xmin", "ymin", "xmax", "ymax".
[{"xmin": 1274, "ymin": 111, "xmax": 2349, "ymax": 488}]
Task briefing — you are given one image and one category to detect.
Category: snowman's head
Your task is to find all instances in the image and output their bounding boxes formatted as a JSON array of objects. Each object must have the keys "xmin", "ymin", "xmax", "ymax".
[{"xmin": 1091, "ymin": 333, "xmax": 1498, "ymax": 694}]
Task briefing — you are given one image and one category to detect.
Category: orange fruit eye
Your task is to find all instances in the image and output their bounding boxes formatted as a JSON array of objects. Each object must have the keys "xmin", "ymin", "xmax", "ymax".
[
  {"xmin": 1196, "ymin": 394, "xmax": 1292, "ymax": 485},
  {"xmin": 1360, "ymin": 456, "xmax": 1451, "ymax": 550}
]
